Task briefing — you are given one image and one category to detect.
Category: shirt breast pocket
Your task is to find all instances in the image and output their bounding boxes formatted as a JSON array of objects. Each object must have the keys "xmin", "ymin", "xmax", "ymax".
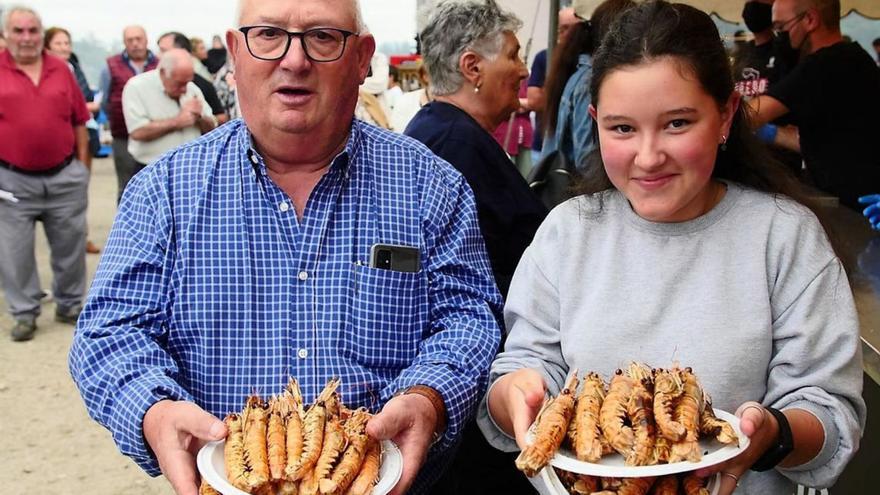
[{"xmin": 346, "ymin": 263, "xmax": 424, "ymax": 368}]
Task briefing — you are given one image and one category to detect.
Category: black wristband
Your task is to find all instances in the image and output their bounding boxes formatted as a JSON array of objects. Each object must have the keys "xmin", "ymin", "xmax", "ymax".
[{"xmin": 750, "ymin": 406, "xmax": 794, "ymax": 472}]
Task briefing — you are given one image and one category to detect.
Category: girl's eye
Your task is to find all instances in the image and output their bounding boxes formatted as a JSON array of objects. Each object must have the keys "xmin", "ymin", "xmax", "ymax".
[
  {"xmin": 668, "ymin": 119, "xmax": 690, "ymax": 129},
  {"xmin": 612, "ymin": 124, "xmax": 634, "ymax": 134}
]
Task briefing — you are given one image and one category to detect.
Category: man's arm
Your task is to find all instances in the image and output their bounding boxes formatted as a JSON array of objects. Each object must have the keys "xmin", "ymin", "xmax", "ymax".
[
  {"xmin": 99, "ymin": 66, "xmax": 111, "ymax": 115},
  {"xmin": 75, "ymin": 126, "xmax": 91, "ymax": 167},
  {"xmin": 129, "ymin": 115, "xmax": 194, "ymax": 142},
  {"xmin": 69, "ymin": 162, "xmax": 195, "ymax": 476},
  {"xmin": 747, "ymin": 94, "xmax": 790, "ymax": 127}
]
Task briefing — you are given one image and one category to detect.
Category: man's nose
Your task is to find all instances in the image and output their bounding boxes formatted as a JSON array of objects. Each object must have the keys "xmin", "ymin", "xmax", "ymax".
[{"xmin": 278, "ymin": 36, "xmax": 312, "ymax": 72}]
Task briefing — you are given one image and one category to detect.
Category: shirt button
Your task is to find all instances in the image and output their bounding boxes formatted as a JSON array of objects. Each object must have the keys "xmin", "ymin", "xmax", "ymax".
[
  {"xmin": 249, "ymin": 152, "xmax": 259, "ymax": 165},
  {"xmin": 279, "ymin": 201, "xmax": 290, "ymax": 212},
  {"xmin": 298, "ymin": 271, "xmax": 309, "ymax": 281},
  {"xmin": 297, "ymin": 348, "xmax": 309, "ymax": 359}
]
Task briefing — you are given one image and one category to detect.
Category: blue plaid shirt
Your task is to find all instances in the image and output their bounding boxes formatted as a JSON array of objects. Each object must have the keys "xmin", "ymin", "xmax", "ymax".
[{"xmin": 69, "ymin": 119, "xmax": 503, "ymax": 492}]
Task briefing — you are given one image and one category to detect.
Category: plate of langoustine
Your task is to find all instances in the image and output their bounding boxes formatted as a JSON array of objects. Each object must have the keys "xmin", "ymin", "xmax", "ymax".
[
  {"xmin": 197, "ymin": 377, "xmax": 402, "ymax": 495},
  {"xmin": 517, "ymin": 363, "xmax": 749, "ymax": 493}
]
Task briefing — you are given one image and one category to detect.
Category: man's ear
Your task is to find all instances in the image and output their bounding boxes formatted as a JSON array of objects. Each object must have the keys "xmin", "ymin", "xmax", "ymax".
[
  {"xmin": 356, "ymin": 34, "xmax": 377, "ymax": 83},
  {"xmin": 226, "ymin": 30, "xmax": 238, "ymax": 66},
  {"xmin": 458, "ymin": 50, "xmax": 482, "ymax": 87}
]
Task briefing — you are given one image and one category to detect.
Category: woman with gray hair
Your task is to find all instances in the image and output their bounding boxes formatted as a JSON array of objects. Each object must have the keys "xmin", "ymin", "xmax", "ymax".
[{"xmin": 405, "ymin": 1, "xmax": 546, "ymax": 493}]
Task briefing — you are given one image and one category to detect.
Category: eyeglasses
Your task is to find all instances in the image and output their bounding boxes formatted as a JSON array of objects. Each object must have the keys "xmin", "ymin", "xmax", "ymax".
[
  {"xmin": 772, "ymin": 11, "xmax": 807, "ymax": 35},
  {"xmin": 238, "ymin": 25, "xmax": 358, "ymax": 62}
]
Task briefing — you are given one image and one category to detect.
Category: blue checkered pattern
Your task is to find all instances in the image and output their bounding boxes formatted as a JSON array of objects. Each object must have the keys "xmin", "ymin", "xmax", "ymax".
[{"xmin": 68, "ymin": 119, "xmax": 503, "ymax": 492}]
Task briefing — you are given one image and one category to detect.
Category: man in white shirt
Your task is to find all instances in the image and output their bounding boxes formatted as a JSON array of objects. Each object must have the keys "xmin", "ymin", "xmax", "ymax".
[{"xmin": 122, "ymin": 48, "xmax": 215, "ymax": 170}]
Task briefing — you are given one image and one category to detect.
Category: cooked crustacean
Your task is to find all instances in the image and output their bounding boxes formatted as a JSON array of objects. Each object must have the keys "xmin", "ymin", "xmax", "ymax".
[
  {"xmin": 288, "ymin": 379, "xmax": 341, "ymax": 481},
  {"xmin": 321, "ymin": 408, "xmax": 372, "ymax": 495},
  {"xmin": 681, "ymin": 472, "xmax": 710, "ymax": 495},
  {"xmin": 600, "ymin": 369, "xmax": 635, "ymax": 456},
  {"xmin": 653, "ymin": 434, "xmax": 671, "ymax": 464},
  {"xmin": 243, "ymin": 395, "xmax": 271, "ymax": 491},
  {"xmin": 305, "ymin": 417, "xmax": 346, "ymax": 495},
  {"xmin": 199, "ymin": 479, "xmax": 222, "ymax": 495},
  {"xmin": 617, "ymin": 476, "xmax": 657, "ymax": 495},
  {"xmin": 700, "ymin": 396, "xmax": 739, "ymax": 446},
  {"xmin": 649, "ymin": 474, "xmax": 679, "ymax": 495},
  {"xmin": 224, "ymin": 412, "xmax": 251, "ymax": 492},
  {"xmin": 670, "ymin": 368, "xmax": 703, "ymax": 463},
  {"xmin": 267, "ymin": 396, "xmax": 289, "ymax": 481},
  {"xmin": 515, "ymin": 373, "xmax": 579, "ymax": 477},
  {"xmin": 283, "ymin": 378, "xmax": 306, "ymax": 481},
  {"xmin": 652, "ymin": 367, "xmax": 686, "ymax": 442},
  {"xmin": 572, "ymin": 372, "xmax": 605, "ymax": 463},
  {"xmin": 555, "ymin": 468, "xmax": 600, "ymax": 494},
  {"xmin": 626, "ymin": 363, "xmax": 656, "ymax": 466},
  {"xmin": 344, "ymin": 438, "xmax": 381, "ymax": 495}
]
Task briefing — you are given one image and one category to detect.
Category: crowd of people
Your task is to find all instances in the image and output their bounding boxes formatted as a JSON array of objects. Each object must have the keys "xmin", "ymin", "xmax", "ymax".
[{"xmin": 0, "ymin": 0, "xmax": 875, "ymax": 494}]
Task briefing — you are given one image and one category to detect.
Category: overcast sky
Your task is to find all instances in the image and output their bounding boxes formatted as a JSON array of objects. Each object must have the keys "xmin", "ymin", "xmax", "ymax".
[{"xmin": 10, "ymin": 0, "xmax": 417, "ymax": 49}]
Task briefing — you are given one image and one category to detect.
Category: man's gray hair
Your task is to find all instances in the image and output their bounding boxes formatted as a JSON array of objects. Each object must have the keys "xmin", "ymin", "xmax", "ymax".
[
  {"xmin": 420, "ymin": 0, "xmax": 522, "ymax": 96},
  {"xmin": 158, "ymin": 48, "xmax": 193, "ymax": 75},
  {"xmin": 2, "ymin": 4, "xmax": 42, "ymax": 35},
  {"xmin": 234, "ymin": 0, "xmax": 367, "ymax": 32}
]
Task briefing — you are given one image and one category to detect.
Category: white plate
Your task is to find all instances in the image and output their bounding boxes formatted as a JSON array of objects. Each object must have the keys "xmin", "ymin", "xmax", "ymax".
[
  {"xmin": 546, "ymin": 409, "xmax": 749, "ymax": 477},
  {"xmin": 197, "ymin": 439, "xmax": 402, "ymax": 495},
  {"xmin": 540, "ymin": 466, "xmax": 721, "ymax": 495}
]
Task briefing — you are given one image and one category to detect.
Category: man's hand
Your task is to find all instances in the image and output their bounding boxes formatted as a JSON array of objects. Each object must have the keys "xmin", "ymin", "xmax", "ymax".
[
  {"xmin": 143, "ymin": 400, "xmax": 227, "ymax": 495},
  {"xmin": 176, "ymin": 107, "xmax": 199, "ymax": 129},
  {"xmin": 694, "ymin": 401, "xmax": 780, "ymax": 495},
  {"xmin": 183, "ymin": 98, "xmax": 203, "ymax": 116},
  {"xmin": 365, "ymin": 393, "xmax": 438, "ymax": 495}
]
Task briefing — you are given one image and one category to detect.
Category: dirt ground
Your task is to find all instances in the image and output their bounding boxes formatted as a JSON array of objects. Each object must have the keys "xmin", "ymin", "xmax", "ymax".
[{"xmin": 0, "ymin": 157, "xmax": 176, "ymax": 495}]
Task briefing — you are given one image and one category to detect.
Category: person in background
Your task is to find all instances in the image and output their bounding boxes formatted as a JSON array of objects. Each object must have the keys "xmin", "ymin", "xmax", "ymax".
[
  {"xmin": 45, "ymin": 26, "xmax": 102, "ymax": 254},
  {"xmin": 386, "ymin": 65, "xmax": 404, "ymax": 112},
  {"xmin": 205, "ymin": 34, "xmax": 227, "ymax": 74},
  {"xmin": 390, "ymin": 64, "xmax": 430, "ymax": 132},
  {"xmin": 748, "ymin": 0, "xmax": 880, "ymax": 210},
  {"xmin": 540, "ymin": 0, "xmax": 633, "ymax": 171},
  {"xmin": 734, "ymin": 0, "xmax": 787, "ymax": 96},
  {"xmin": 0, "ymin": 5, "xmax": 90, "ymax": 341},
  {"xmin": 68, "ymin": 0, "xmax": 502, "ymax": 493},
  {"xmin": 212, "ymin": 59, "xmax": 239, "ymax": 120},
  {"xmin": 0, "ymin": 32, "xmax": 7, "ymax": 51},
  {"xmin": 99, "ymin": 25, "xmax": 158, "ymax": 202},
  {"xmin": 527, "ymin": 7, "xmax": 579, "ymax": 163},
  {"xmin": 157, "ymin": 31, "xmax": 228, "ymax": 125},
  {"xmin": 190, "ymin": 36, "xmax": 208, "ymax": 67},
  {"xmin": 122, "ymin": 48, "xmax": 215, "ymax": 172},
  {"xmin": 406, "ymin": 1, "xmax": 547, "ymax": 493},
  {"xmin": 480, "ymin": 3, "xmax": 865, "ymax": 494}
]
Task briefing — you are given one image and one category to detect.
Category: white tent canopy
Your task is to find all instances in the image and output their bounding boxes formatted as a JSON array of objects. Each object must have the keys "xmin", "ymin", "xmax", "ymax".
[{"xmin": 677, "ymin": 1, "xmax": 880, "ymax": 23}]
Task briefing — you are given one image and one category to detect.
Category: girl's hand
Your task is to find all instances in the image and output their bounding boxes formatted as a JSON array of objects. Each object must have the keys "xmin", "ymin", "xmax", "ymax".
[
  {"xmin": 488, "ymin": 368, "xmax": 547, "ymax": 449},
  {"xmin": 694, "ymin": 401, "xmax": 780, "ymax": 495}
]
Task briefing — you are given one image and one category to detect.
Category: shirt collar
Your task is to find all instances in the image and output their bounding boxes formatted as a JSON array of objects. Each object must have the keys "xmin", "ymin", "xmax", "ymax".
[
  {"xmin": 122, "ymin": 50, "xmax": 157, "ymax": 66},
  {"xmin": 240, "ymin": 119, "xmax": 363, "ymax": 179}
]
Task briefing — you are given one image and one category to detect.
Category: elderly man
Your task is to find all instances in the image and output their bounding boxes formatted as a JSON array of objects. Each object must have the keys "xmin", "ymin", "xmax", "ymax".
[
  {"xmin": 122, "ymin": 49, "xmax": 215, "ymax": 171},
  {"xmin": 69, "ymin": 1, "xmax": 501, "ymax": 495},
  {"xmin": 156, "ymin": 31, "xmax": 228, "ymax": 124},
  {"xmin": 749, "ymin": 0, "xmax": 880, "ymax": 209},
  {"xmin": 99, "ymin": 25, "xmax": 159, "ymax": 202},
  {"xmin": 0, "ymin": 5, "xmax": 90, "ymax": 341}
]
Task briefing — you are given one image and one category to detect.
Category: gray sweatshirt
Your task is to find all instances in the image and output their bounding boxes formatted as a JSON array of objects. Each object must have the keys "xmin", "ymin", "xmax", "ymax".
[{"xmin": 477, "ymin": 182, "xmax": 866, "ymax": 494}]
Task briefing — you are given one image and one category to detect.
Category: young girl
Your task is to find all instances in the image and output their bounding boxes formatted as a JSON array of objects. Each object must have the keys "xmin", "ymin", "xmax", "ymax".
[{"xmin": 477, "ymin": 2, "xmax": 865, "ymax": 494}]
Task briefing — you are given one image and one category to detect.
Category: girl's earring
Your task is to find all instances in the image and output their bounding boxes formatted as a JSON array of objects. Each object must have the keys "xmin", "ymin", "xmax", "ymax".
[{"xmin": 720, "ymin": 134, "xmax": 728, "ymax": 151}]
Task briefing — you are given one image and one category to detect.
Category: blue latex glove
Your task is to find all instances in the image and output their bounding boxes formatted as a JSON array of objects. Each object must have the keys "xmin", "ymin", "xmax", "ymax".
[
  {"xmin": 858, "ymin": 195, "xmax": 880, "ymax": 230},
  {"xmin": 755, "ymin": 124, "xmax": 778, "ymax": 143}
]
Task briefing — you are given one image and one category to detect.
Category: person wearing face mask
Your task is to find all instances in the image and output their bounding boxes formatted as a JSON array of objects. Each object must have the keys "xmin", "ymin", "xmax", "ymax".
[
  {"xmin": 734, "ymin": 0, "xmax": 785, "ymax": 98},
  {"xmin": 749, "ymin": 0, "xmax": 880, "ymax": 211}
]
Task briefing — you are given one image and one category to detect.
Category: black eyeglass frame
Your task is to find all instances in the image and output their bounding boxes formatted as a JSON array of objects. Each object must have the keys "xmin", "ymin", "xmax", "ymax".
[{"xmin": 238, "ymin": 25, "xmax": 359, "ymax": 62}]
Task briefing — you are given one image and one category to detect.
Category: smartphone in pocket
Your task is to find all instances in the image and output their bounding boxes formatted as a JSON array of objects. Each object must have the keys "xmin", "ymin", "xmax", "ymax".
[{"xmin": 369, "ymin": 243, "xmax": 420, "ymax": 272}]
